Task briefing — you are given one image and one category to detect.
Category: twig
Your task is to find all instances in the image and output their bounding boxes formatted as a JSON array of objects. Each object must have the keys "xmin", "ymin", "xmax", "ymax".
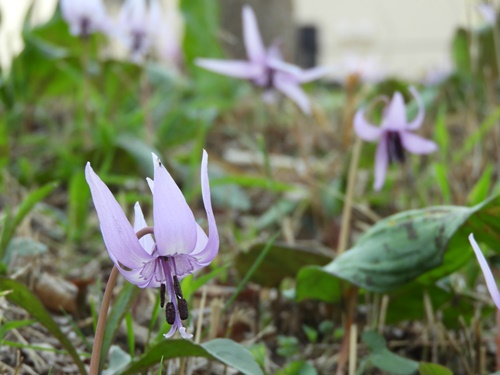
[
  {"xmin": 348, "ymin": 323, "xmax": 358, "ymax": 375},
  {"xmin": 195, "ymin": 286, "xmax": 207, "ymax": 344},
  {"xmin": 337, "ymin": 137, "xmax": 362, "ymax": 255},
  {"xmin": 89, "ymin": 226, "xmax": 154, "ymax": 375}
]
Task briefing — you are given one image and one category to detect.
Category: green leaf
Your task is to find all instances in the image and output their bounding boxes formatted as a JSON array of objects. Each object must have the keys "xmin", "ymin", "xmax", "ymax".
[
  {"xmin": 203, "ymin": 338, "xmax": 264, "ymax": 375},
  {"xmin": 236, "ymin": 242, "xmax": 331, "ymax": 288},
  {"xmin": 277, "ymin": 360, "xmax": 318, "ymax": 375},
  {"xmin": 103, "ymin": 346, "xmax": 132, "ymax": 375},
  {"xmin": 363, "ymin": 331, "xmax": 418, "ymax": 375},
  {"xmin": 68, "ymin": 171, "xmax": 89, "ymax": 242},
  {"xmin": 419, "ymin": 362, "xmax": 453, "ymax": 375},
  {"xmin": 455, "ymin": 106, "xmax": 500, "ymax": 163},
  {"xmin": 452, "ymin": 28, "xmax": 472, "ymax": 77},
  {"xmin": 0, "ymin": 319, "xmax": 36, "ymax": 340},
  {"xmin": 121, "ymin": 338, "xmax": 263, "ymax": 375},
  {"xmin": 467, "ymin": 164, "xmax": 493, "ymax": 205},
  {"xmin": 433, "ymin": 163, "xmax": 451, "ymax": 204},
  {"xmin": 100, "ymin": 281, "xmax": 140, "ymax": 371},
  {"xmin": 0, "ymin": 182, "xmax": 57, "ymax": 262},
  {"xmin": 115, "ymin": 134, "xmax": 161, "ymax": 177},
  {"xmin": 0, "ymin": 278, "xmax": 87, "ymax": 374},
  {"xmin": 296, "ymin": 265, "xmax": 343, "ymax": 303},
  {"xmin": 3, "ymin": 237, "xmax": 48, "ymax": 266},
  {"xmin": 297, "ymin": 195, "xmax": 500, "ymax": 294},
  {"xmin": 434, "ymin": 105, "xmax": 449, "ymax": 157}
]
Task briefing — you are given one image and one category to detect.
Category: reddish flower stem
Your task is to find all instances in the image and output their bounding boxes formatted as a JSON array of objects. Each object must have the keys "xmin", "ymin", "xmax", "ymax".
[
  {"xmin": 496, "ymin": 309, "xmax": 500, "ymax": 370},
  {"xmin": 89, "ymin": 226, "xmax": 154, "ymax": 375}
]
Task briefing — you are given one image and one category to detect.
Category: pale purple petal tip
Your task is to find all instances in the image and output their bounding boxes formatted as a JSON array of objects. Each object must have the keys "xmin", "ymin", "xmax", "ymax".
[
  {"xmin": 152, "ymin": 154, "xmax": 198, "ymax": 256},
  {"xmin": 400, "ymin": 132, "xmax": 438, "ymax": 154},
  {"xmin": 353, "ymin": 108, "xmax": 383, "ymax": 142},
  {"xmin": 85, "ymin": 163, "xmax": 153, "ymax": 270},
  {"xmin": 242, "ymin": 5, "xmax": 266, "ymax": 64},
  {"xmin": 192, "ymin": 150, "xmax": 219, "ymax": 265},
  {"xmin": 469, "ymin": 233, "xmax": 500, "ymax": 310},
  {"xmin": 407, "ymin": 86, "xmax": 425, "ymax": 130},
  {"xmin": 273, "ymin": 74, "xmax": 311, "ymax": 115},
  {"xmin": 297, "ymin": 65, "xmax": 332, "ymax": 83},
  {"xmin": 134, "ymin": 202, "xmax": 155, "ymax": 255},
  {"xmin": 195, "ymin": 58, "xmax": 263, "ymax": 80},
  {"xmin": 382, "ymin": 92, "xmax": 407, "ymax": 131}
]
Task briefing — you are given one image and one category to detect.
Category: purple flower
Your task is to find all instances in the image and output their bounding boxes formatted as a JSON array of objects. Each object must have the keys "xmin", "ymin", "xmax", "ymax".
[
  {"xmin": 85, "ymin": 151, "xmax": 219, "ymax": 339},
  {"xmin": 116, "ymin": 0, "xmax": 163, "ymax": 62},
  {"xmin": 478, "ymin": 3, "xmax": 497, "ymax": 25},
  {"xmin": 469, "ymin": 234, "xmax": 500, "ymax": 310},
  {"xmin": 195, "ymin": 5, "xmax": 330, "ymax": 115},
  {"xmin": 60, "ymin": 0, "xmax": 110, "ymax": 38},
  {"xmin": 354, "ymin": 87, "xmax": 438, "ymax": 190}
]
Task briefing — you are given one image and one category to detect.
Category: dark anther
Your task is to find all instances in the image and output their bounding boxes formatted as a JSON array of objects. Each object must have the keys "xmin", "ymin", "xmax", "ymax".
[
  {"xmin": 80, "ymin": 17, "xmax": 90, "ymax": 39},
  {"xmin": 387, "ymin": 131, "xmax": 405, "ymax": 164},
  {"xmin": 160, "ymin": 283, "xmax": 166, "ymax": 308},
  {"xmin": 178, "ymin": 298, "xmax": 189, "ymax": 320},
  {"xmin": 166, "ymin": 302, "xmax": 176, "ymax": 325},
  {"xmin": 173, "ymin": 276, "xmax": 183, "ymax": 298}
]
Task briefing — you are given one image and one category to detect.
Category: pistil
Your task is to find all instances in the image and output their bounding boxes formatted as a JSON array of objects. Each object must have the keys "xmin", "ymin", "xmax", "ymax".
[{"xmin": 159, "ymin": 258, "xmax": 189, "ymax": 326}]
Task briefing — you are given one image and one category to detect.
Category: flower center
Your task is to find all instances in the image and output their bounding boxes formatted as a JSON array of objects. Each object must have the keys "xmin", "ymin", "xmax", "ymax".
[
  {"xmin": 387, "ymin": 131, "xmax": 405, "ymax": 164},
  {"xmin": 131, "ymin": 31, "xmax": 146, "ymax": 53},
  {"xmin": 80, "ymin": 17, "xmax": 91, "ymax": 39},
  {"xmin": 159, "ymin": 257, "xmax": 189, "ymax": 325},
  {"xmin": 264, "ymin": 68, "xmax": 275, "ymax": 89}
]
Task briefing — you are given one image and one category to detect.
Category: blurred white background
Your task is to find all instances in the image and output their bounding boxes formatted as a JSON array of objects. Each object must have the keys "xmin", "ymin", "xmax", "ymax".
[{"xmin": 0, "ymin": 0, "xmax": 491, "ymax": 79}]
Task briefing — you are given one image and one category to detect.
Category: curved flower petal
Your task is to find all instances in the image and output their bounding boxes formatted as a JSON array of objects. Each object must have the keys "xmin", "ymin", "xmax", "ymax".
[
  {"xmin": 382, "ymin": 92, "xmax": 406, "ymax": 131},
  {"xmin": 152, "ymin": 154, "xmax": 198, "ymax": 256},
  {"xmin": 188, "ymin": 150, "xmax": 219, "ymax": 265},
  {"xmin": 134, "ymin": 202, "xmax": 155, "ymax": 255},
  {"xmin": 353, "ymin": 108, "xmax": 383, "ymax": 142},
  {"xmin": 400, "ymin": 132, "xmax": 438, "ymax": 154},
  {"xmin": 242, "ymin": 5, "xmax": 266, "ymax": 64},
  {"xmin": 268, "ymin": 58, "xmax": 302, "ymax": 78},
  {"xmin": 274, "ymin": 73, "xmax": 311, "ymax": 115},
  {"xmin": 195, "ymin": 59, "xmax": 264, "ymax": 80},
  {"xmin": 85, "ymin": 163, "xmax": 153, "ymax": 269},
  {"xmin": 296, "ymin": 65, "xmax": 332, "ymax": 83},
  {"xmin": 469, "ymin": 234, "xmax": 500, "ymax": 310},
  {"xmin": 406, "ymin": 86, "xmax": 425, "ymax": 130},
  {"xmin": 373, "ymin": 135, "xmax": 389, "ymax": 191}
]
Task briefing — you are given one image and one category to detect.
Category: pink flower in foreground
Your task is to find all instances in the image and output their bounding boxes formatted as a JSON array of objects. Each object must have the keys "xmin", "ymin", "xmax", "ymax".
[
  {"xmin": 86, "ymin": 151, "xmax": 219, "ymax": 339},
  {"xmin": 354, "ymin": 87, "xmax": 438, "ymax": 190},
  {"xmin": 60, "ymin": 0, "xmax": 110, "ymax": 37},
  {"xmin": 469, "ymin": 234, "xmax": 500, "ymax": 310},
  {"xmin": 195, "ymin": 5, "xmax": 330, "ymax": 115}
]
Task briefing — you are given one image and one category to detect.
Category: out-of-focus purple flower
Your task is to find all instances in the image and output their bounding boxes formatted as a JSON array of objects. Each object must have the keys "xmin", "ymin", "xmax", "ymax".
[
  {"xmin": 469, "ymin": 233, "xmax": 500, "ymax": 310},
  {"xmin": 195, "ymin": 5, "xmax": 331, "ymax": 115},
  {"xmin": 116, "ymin": 0, "xmax": 162, "ymax": 62},
  {"xmin": 478, "ymin": 3, "xmax": 497, "ymax": 25},
  {"xmin": 157, "ymin": 12, "xmax": 182, "ymax": 68},
  {"xmin": 333, "ymin": 53, "xmax": 385, "ymax": 85},
  {"xmin": 60, "ymin": 0, "xmax": 110, "ymax": 38},
  {"xmin": 86, "ymin": 151, "xmax": 219, "ymax": 339},
  {"xmin": 422, "ymin": 59, "xmax": 453, "ymax": 86},
  {"xmin": 354, "ymin": 86, "xmax": 438, "ymax": 190}
]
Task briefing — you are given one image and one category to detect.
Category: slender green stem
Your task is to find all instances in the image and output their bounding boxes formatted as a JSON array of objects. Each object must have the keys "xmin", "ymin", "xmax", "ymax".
[
  {"xmin": 89, "ymin": 226, "xmax": 154, "ymax": 375},
  {"xmin": 337, "ymin": 137, "xmax": 362, "ymax": 255}
]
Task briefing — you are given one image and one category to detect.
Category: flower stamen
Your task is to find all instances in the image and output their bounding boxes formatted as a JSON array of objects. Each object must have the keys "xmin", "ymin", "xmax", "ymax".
[
  {"xmin": 387, "ymin": 131, "xmax": 405, "ymax": 164},
  {"xmin": 165, "ymin": 302, "xmax": 175, "ymax": 324},
  {"xmin": 160, "ymin": 283, "xmax": 166, "ymax": 308}
]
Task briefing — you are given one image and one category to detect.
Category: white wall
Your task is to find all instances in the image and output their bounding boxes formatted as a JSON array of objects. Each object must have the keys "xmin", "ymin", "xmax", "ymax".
[{"xmin": 293, "ymin": 0, "xmax": 484, "ymax": 80}]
